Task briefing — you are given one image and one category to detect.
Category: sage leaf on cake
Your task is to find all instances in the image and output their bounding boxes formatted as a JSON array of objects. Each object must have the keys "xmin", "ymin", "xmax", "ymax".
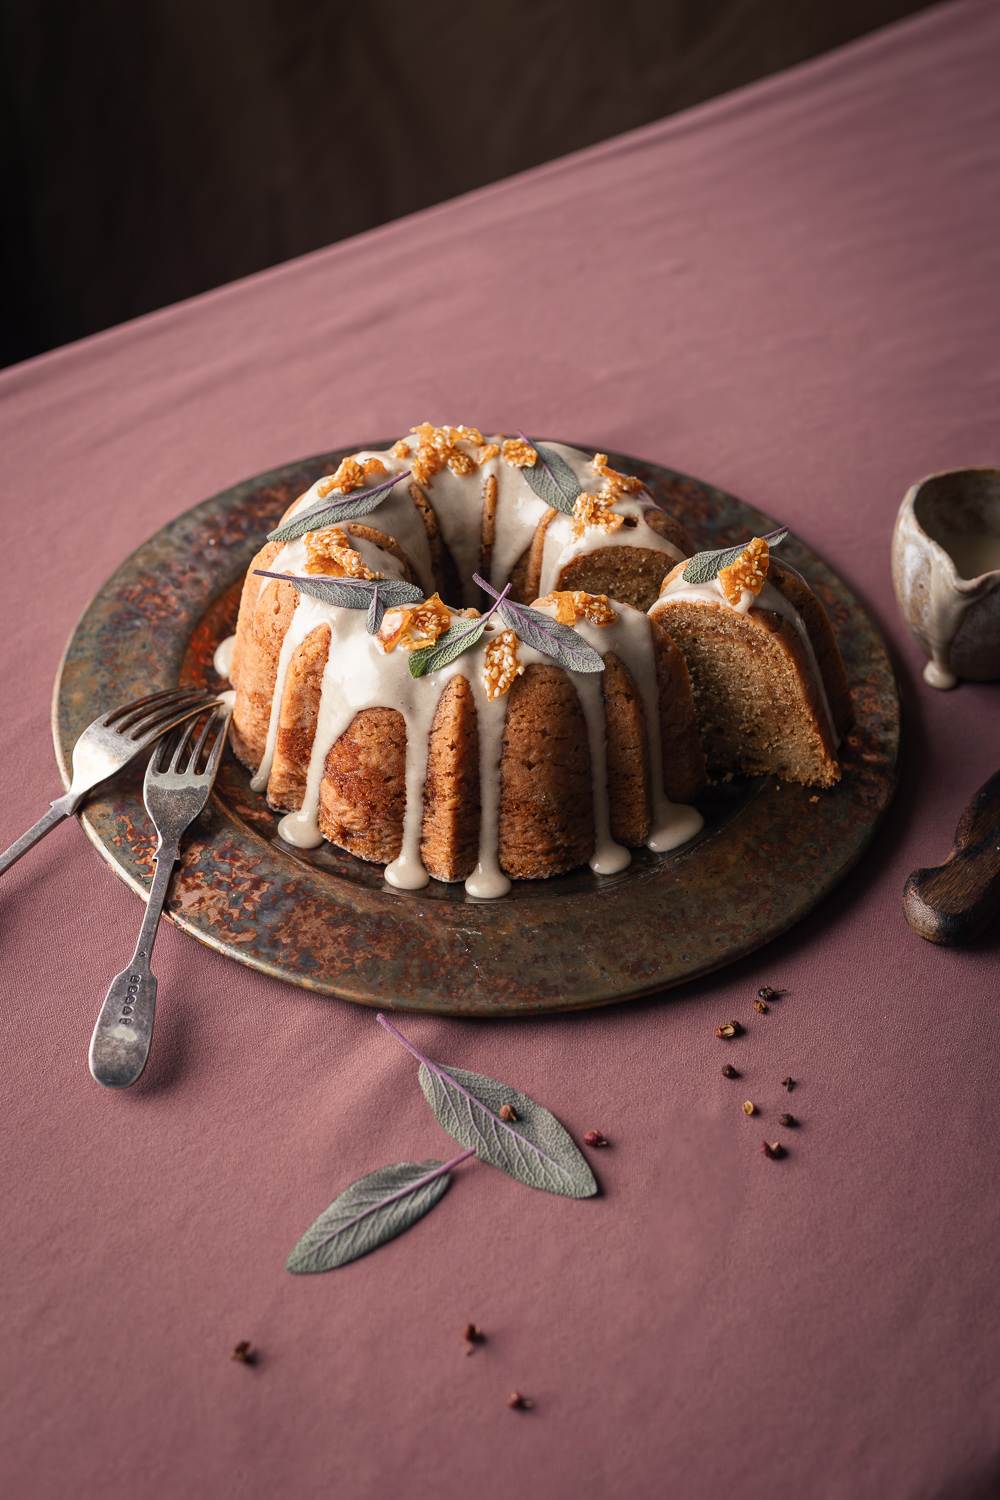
[
  {"xmin": 254, "ymin": 571, "xmax": 424, "ymax": 611},
  {"xmin": 377, "ymin": 1013, "xmax": 598, "ymax": 1199},
  {"xmin": 407, "ymin": 583, "xmax": 512, "ymax": 678},
  {"xmin": 266, "ymin": 468, "xmax": 412, "ymax": 542},
  {"xmin": 286, "ymin": 1153, "xmax": 472, "ymax": 1274},
  {"xmin": 681, "ymin": 526, "xmax": 789, "ymax": 585},
  {"xmin": 517, "ymin": 434, "xmax": 582, "ymax": 515},
  {"xmin": 366, "ymin": 582, "xmax": 384, "ymax": 635},
  {"xmin": 473, "ymin": 574, "xmax": 605, "ymax": 674},
  {"xmin": 407, "ymin": 616, "xmax": 487, "ymax": 678}
]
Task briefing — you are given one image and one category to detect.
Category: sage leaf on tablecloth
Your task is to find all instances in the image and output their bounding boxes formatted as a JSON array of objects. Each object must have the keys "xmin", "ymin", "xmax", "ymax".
[
  {"xmin": 407, "ymin": 583, "xmax": 512, "ymax": 678},
  {"xmin": 472, "ymin": 573, "xmax": 604, "ymax": 674},
  {"xmin": 266, "ymin": 468, "xmax": 412, "ymax": 542},
  {"xmin": 286, "ymin": 1156, "xmax": 466, "ymax": 1273},
  {"xmin": 253, "ymin": 571, "xmax": 424, "ymax": 611},
  {"xmin": 517, "ymin": 435, "xmax": 582, "ymax": 515},
  {"xmin": 376, "ymin": 1013, "xmax": 597, "ymax": 1199},
  {"xmin": 681, "ymin": 526, "xmax": 788, "ymax": 584}
]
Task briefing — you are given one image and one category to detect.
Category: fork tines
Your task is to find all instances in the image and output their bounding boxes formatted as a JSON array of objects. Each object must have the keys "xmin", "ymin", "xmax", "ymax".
[
  {"xmin": 150, "ymin": 702, "xmax": 231, "ymax": 781},
  {"xmin": 108, "ymin": 687, "xmax": 220, "ymax": 740}
]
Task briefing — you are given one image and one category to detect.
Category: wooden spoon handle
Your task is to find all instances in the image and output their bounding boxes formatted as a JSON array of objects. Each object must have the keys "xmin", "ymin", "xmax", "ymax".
[{"xmin": 903, "ymin": 771, "xmax": 1000, "ymax": 945}]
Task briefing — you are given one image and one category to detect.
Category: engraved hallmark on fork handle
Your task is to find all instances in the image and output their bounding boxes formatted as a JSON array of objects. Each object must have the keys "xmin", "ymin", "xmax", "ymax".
[
  {"xmin": 88, "ymin": 841, "xmax": 176, "ymax": 1089},
  {"xmin": 88, "ymin": 965, "xmax": 159, "ymax": 1089}
]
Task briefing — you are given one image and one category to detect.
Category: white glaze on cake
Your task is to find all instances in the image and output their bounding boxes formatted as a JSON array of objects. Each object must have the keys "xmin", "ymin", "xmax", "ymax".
[
  {"xmin": 213, "ymin": 634, "xmax": 235, "ymax": 680},
  {"xmin": 223, "ymin": 434, "xmax": 701, "ymax": 897},
  {"xmin": 534, "ymin": 599, "xmax": 704, "ymax": 867},
  {"xmin": 281, "ymin": 441, "xmax": 683, "ymax": 608},
  {"xmin": 257, "ymin": 596, "xmax": 702, "ymax": 897}
]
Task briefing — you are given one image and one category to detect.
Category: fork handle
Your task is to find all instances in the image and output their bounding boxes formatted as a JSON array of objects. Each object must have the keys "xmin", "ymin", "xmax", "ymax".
[
  {"xmin": 89, "ymin": 841, "xmax": 179, "ymax": 1089},
  {"xmin": 0, "ymin": 793, "xmax": 79, "ymax": 879}
]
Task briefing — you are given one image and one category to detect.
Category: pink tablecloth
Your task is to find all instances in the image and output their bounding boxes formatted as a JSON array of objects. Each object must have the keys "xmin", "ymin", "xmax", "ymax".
[{"xmin": 2, "ymin": 3, "xmax": 999, "ymax": 1495}]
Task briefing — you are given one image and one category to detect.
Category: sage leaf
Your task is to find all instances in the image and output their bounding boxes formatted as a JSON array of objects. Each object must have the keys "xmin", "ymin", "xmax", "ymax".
[
  {"xmin": 286, "ymin": 1158, "xmax": 458, "ymax": 1273},
  {"xmin": 681, "ymin": 526, "xmax": 788, "ymax": 585},
  {"xmin": 472, "ymin": 573, "xmax": 604, "ymax": 673},
  {"xmin": 407, "ymin": 617, "xmax": 487, "ymax": 678},
  {"xmin": 519, "ymin": 438, "xmax": 582, "ymax": 515},
  {"xmin": 498, "ymin": 601, "xmax": 605, "ymax": 672},
  {"xmin": 375, "ymin": 1012, "xmax": 598, "ymax": 1199},
  {"xmin": 366, "ymin": 582, "xmax": 383, "ymax": 635},
  {"xmin": 418, "ymin": 1063, "xmax": 597, "ymax": 1198},
  {"xmin": 267, "ymin": 469, "xmax": 411, "ymax": 542},
  {"xmin": 254, "ymin": 571, "xmax": 424, "ymax": 611}
]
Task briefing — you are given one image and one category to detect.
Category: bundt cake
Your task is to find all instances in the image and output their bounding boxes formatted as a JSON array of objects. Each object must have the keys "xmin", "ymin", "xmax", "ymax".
[
  {"xmin": 651, "ymin": 535, "xmax": 852, "ymax": 787},
  {"xmin": 217, "ymin": 425, "xmax": 851, "ymax": 897},
  {"xmin": 219, "ymin": 427, "xmax": 707, "ymax": 896}
]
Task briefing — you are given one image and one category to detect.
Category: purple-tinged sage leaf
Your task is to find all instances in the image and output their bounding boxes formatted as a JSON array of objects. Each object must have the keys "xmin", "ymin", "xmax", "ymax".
[
  {"xmin": 267, "ymin": 469, "xmax": 412, "ymax": 542},
  {"xmin": 253, "ymin": 571, "xmax": 424, "ymax": 611},
  {"xmin": 286, "ymin": 1150, "xmax": 474, "ymax": 1273},
  {"xmin": 377, "ymin": 1013, "xmax": 597, "ymax": 1199},
  {"xmin": 473, "ymin": 573, "xmax": 604, "ymax": 674}
]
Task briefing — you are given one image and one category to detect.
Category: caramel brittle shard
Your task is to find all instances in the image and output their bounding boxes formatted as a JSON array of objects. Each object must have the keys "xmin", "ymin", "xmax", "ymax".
[
  {"xmin": 379, "ymin": 593, "xmax": 453, "ymax": 652},
  {"xmin": 592, "ymin": 453, "xmax": 642, "ymax": 496},
  {"xmin": 501, "ymin": 437, "xmax": 538, "ymax": 468},
  {"xmin": 315, "ymin": 455, "xmax": 387, "ymax": 499},
  {"xmin": 572, "ymin": 492, "xmax": 625, "ymax": 539},
  {"xmin": 408, "ymin": 423, "xmax": 495, "ymax": 485},
  {"xmin": 304, "ymin": 526, "xmax": 381, "ymax": 579},
  {"xmin": 483, "ymin": 628, "xmax": 524, "ymax": 700},
  {"xmin": 718, "ymin": 536, "xmax": 770, "ymax": 605},
  {"xmin": 536, "ymin": 590, "xmax": 617, "ymax": 626}
]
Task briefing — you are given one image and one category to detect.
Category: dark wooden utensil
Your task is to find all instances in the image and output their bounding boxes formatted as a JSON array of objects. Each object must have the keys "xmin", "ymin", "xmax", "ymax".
[{"xmin": 903, "ymin": 772, "xmax": 1000, "ymax": 944}]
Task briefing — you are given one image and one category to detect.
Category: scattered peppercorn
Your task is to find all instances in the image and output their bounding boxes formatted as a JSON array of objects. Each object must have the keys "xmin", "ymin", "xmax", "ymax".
[
  {"xmin": 742, "ymin": 1100, "xmax": 756, "ymax": 1116},
  {"xmin": 781, "ymin": 1076, "xmax": 796, "ymax": 1091},
  {"xmin": 753, "ymin": 998, "xmax": 769, "ymax": 1014},
  {"xmin": 779, "ymin": 1113, "xmax": 797, "ymax": 1128},
  {"xmin": 715, "ymin": 1021, "xmax": 741, "ymax": 1040},
  {"xmin": 498, "ymin": 1103, "xmax": 518, "ymax": 1122},
  {"xmin": 507, "ymin": 1392, "xmax": 533, "ymax": 1410},
  {"xmin": 463, "ymin": 1323, "xmax": 484, "ymax": 1354},
  {"xmin": 583, "ymin": 1129, "xmax": 609, "ymax": 1147},
  {"xmin": 761, "ymin": 1140, "xmax": 785, "ymax": 1159},
  {"xmin": 230, "ymin": 1341, "xmax": 256, "ymax": 1365},
  {"xmin": 758, "ymin": 986, "xmax": 784, "ymax": 1001},
  {"xmin": 721, "ymin": 1064, "xmax": 740, "ymax": 1079}
]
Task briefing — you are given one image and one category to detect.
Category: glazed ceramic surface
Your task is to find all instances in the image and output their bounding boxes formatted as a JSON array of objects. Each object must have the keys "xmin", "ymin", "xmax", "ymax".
[
  {"xmin": 892, "ymin": 468, "xmax": 1000, "ymax": 688},
  {"xmin": 53, "ymin": 445, "xmax": 899, "ymax": 1015}
]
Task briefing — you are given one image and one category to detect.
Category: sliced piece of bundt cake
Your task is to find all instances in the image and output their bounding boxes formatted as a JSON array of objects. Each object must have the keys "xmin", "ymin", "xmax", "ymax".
[{"xmin": 651, "ymin": 536, "xmax": 851, "ymax": 788}]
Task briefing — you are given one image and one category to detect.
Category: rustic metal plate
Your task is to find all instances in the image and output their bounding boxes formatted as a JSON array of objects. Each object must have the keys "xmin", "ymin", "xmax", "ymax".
[{"xmin": 52, "ymin": 444, "xmax": 899, "ymax": 1015}]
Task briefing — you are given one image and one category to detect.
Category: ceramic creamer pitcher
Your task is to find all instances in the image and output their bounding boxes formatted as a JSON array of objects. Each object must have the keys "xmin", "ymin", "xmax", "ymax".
[{"xmin": 891, "ymin": 467, "xmax": 1000, "ymax": 689}]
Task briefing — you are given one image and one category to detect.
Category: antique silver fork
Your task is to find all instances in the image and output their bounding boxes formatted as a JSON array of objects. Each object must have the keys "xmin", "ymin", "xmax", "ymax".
[
  {"xmin": 0, "ymin": 687, "xmax": 221, "ymax": 879},
  {"xmin": 88, "ymin": 701, "xmax": 232, "ymax": 1089}
]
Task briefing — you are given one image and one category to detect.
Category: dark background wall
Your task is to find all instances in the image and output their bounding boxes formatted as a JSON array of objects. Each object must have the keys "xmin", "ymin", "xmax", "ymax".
[{"xmin": 2, "ymin": 0, "xmax": 935, "ymax": 367}]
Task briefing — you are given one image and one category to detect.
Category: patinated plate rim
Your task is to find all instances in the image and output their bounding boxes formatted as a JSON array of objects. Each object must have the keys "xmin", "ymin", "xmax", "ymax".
[{"xmin": 52, "ymin": 444, "xmax": 900, "ymax": 1016}]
